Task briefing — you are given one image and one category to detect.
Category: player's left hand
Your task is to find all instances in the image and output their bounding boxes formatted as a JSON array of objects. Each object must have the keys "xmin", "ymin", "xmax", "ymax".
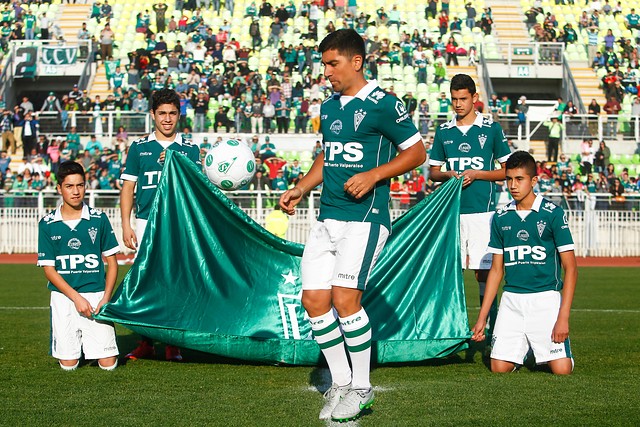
[
  {"xmin": 159, "ymin": 149, "xmax": 166, "ymax": 164},
  {"xmin": 470, "ymin": 319, "xmax": 487, "ymax": 342},
  {"xmin": 552, "ymin": 318, "xmax": 569, "ymax": 343},
  {"xmin": 344, "ymin": 171, "xmax": 378, "ymax": 199},
  {"xmin": 94, "ymin": 297, "xmax": 109, "ymax": 315},
  {"xmin": 460, "ymin": 169, "xmax": 482, "ymax": 187}
]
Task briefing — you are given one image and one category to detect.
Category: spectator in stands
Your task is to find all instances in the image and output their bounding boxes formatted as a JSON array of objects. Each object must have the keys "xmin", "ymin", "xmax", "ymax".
[
  {"xmin": 259, "ymin": 135, "xmax": 276, "ymax": 161},
  {"xmin": 603, "ymin": 96, "xmax": 621, "ymax": 137},
  {"xmin": 465, "ymin": 3, "xmax": 476, "ymax": 29},
  {"xmin": 594, "ymin": 140, "xmax": 610, "ymax": 173},
  {"xmin": 271, "ymin": 169, "xmax": 288, "ymax": 190},
  {"xmin": 418, "ymin": 99, "xmax": 430, "ymax": 135},
  {"xmin": 214, "ymin": 106, "xmax": 232, "ymax": 132},
  {"xmin": 626, "ymin": 8, "xmax": 640, "ymax": 30},
  {"xmin": 438, "ymin": 11, "xmax": 449, "ymax": 36},
  {"xmin": 480, "ymin": 8, "xmax": 493, "ymax": 35},
  {"xmin": 99, "ymin": 24, "xmax": 115, "ymax": 61},
  {"xmin": 445, "ymin": 37, "xmax": 458, "ymax": 66},
  {"xmin": 544, "ymin": 116, "xmax": 562, "ymax": 163},
  {"xmin": 22, "ymin": 112, "xmax": 38, "ymax": 157},
  {"xmin": 1, "ymin": 109, "xmax": 14, "ymax": 155},
  {"xmin": 153, "ymin": 2, "xmax": 168, "ymax": 32},
  {"xmin": 587, "ymin": 98, "xmax": 601, "ymax": 136}
]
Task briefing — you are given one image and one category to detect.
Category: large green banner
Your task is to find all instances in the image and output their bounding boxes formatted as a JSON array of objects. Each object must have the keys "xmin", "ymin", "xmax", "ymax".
[{"xmin": 97, "ymin": 152, "xmax": 470, "ymax": 365}]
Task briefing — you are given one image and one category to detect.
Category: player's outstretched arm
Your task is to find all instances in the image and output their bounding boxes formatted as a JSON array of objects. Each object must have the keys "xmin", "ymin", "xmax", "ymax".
[
  {"xmin": 279, "ymin": 153, "xmax": 324, "ymax": 215},
  {"xmin": 120, "ymin": 180, "xmax": 137, "ymax": 250},
  {"xmin": 96, "ymin": 254, "xmax": 118, "ymax": 314},
  {"xmin": 429, "ymin": 165, "xmax": 459, "ymax": 182},
  {"xmin": 460, "ymin": 161, "xmax": 507, "ymax": 187},
  {"xmin": 471, "ymin": 254, "xmax": 504, "ymax": 342},
  {"xmin": 44, "ymin": 266, "xmax": 94, "ymax": 318},
  {"xmin": 553, "ymin": 250, "xmax": 577, "ymax": 343},
  {"xmin": 345, "ymin": 140, "xmax": 426, "ymax": 199}
]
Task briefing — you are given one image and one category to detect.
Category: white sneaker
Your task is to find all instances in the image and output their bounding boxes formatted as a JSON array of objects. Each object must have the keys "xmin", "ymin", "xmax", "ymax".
[
  {"xmin": 331, "ymin": 387, "xmax": 374, "ymax": 422},
  {"xmin": 319, "ymin": 383, "xmax": 350, "ymax": 420}
]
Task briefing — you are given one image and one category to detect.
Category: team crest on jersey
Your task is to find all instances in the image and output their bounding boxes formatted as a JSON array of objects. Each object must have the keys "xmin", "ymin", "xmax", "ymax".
[
  {"xmin": 459, "ymin": 142, "xmax": 471, "ymax": 153},
  {"xmin": 536, "ymin": 221, "xmax": 546, "ymax": 237},
  {"xmin": 68, "ymin": 238, "xmax": 82, "ymax": 250},
  {"xmin": 354, "ymin": 109, "xmax": 367, "ymax": 131},
  {"xmin": 330, "ymin": 119, "xmax": 343, "ymax": 134},
  {"xmin": 516, "ymin": 230, "xmax": 530, "ymax": 242},
  {"xmin": 88, "ymin": 227, "xmax": 98, "ymax": 244},
  {"xmin": 478, "ymin": 134, "xmax": 488, "ymax": 149}
]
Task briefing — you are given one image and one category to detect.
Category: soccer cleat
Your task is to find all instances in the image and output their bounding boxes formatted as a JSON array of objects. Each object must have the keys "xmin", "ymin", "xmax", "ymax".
[
  {"xmin": 125, "ymin": 341, "xmax": 155, "ymax": 360},
  {"xmin": 331, "ymin": 387, "xmax": 374, "ymax": 422},
  {"xmin": 165, "ymin": 345, "xmax": 183, "ymax": 362},
  {"xmin": 319, "ymin": 383, "xmax": 350, "ymax": 420}
]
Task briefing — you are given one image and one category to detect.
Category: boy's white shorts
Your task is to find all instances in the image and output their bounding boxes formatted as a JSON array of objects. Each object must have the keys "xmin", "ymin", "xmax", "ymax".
[
  {"xmin": 301, "ymin": 219, "xmax": 389, "ymax": 291},
  {"xmin": 460, "ymin": 212, "xmax": 494, "ymax": 270},
  {"xmin": 491, "ymin": 290, "xmax": 573, "ymax": 365},
  {"xmin": 50, "ymin": 291, "xmax": 119, "ymax": 361}
]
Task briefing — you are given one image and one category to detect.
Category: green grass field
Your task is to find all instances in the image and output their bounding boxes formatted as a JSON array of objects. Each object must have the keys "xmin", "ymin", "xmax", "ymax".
[{"xmin": 1, "ymin": 265, "xmax": 638, "ymax": 426}]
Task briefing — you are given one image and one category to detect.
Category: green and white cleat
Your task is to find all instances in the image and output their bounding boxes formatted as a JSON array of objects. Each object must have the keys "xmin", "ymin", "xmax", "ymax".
[
  {"xmin": 319, "ymin": 383, "xmax": 351, "ymax": 420},
  {"xmin": 331, "ymin": 387, "xmax": 374, "ymax": 422}
]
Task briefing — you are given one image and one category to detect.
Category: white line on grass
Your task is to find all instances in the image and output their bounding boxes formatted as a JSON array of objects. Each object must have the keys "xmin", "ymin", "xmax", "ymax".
[
  {"xmin": 0, "ymin": 307, "xmax": 49, "ymax": 310},
  {"xmin": 467, "ymin": 307, "xmax": 640, "ymax": 313}
]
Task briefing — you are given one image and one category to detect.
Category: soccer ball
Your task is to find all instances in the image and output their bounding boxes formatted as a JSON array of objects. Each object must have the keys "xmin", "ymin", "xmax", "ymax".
[{"xmin": 204, "ymin": 138, "xmax": 256, "ymax": 190}]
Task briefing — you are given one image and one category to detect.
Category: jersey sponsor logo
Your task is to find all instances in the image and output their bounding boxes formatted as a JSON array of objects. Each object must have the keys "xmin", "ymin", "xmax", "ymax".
[
  {"xmin": 330, "ymin": 119, "xmax": 343, "ymax": 134},
  {"xmin": 51, "ymin": 235, "xmax": 61, "ymax": 240},
  {"xmin": 354, "ymin": 108, "xmax": 367, "ymax": 131},
  {"xmin": 537, "ymin": 221, "xmax": 547, "ymax": 237},
  {"xmin": 504, "ymin": 245, "xmax": 546, "ymax": 262},
  {"xmin": 394, "ymin": 101, "xmax": 409, "ymax": 122},
  {"xmin": 458, "ymin": 142, "xmax": 471, "ymax": 153},
  {"xmin": 447, "ymin": 156, "xmax": 484, "ymax": 171},
  {"xmin": 324, "ymin": 141, "xmax": 364, "ymax": 162},
  {"xmin": 140, "ymin": 151, "xmax": 153, "ymax": 156},
  {"xmin": 517, "ymin": 230, "xmax": 530, "ymax": 241},
  {"xmin": 478, "ymin": 134, "xmax": 487, "ymax": 149},
  {"xmin": 501, "ymin": 225, "xmax": 511, "ymax": 231},
  {"xmin": 56, "ymin": 253, "xmax": 100, "ymax": 270},
  {"xmin": 542, "ymin": 201, "xmax": 557, "ymax": 212},
  {"xmin": 443, "ymin": 139, "xmax": 454, "ymax": 145},
  {"xmin": 67, "ymin": 238, "xmax": 82, "ymax": 250},
  {"xmin": 88, "ymin": 227, "xmax": 98, "ymax": 244},
  {"xmin": 143, "ymin": 170, "xmax": 162, "ymax": 188},
  {"xmin": 367, "ymin": 91, "xmax": 385, "ymax": 104}
]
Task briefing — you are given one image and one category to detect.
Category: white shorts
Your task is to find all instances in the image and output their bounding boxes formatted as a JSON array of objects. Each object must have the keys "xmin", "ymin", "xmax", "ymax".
[
  {"xmin": 301, "ymin": 219, "xmax": 389, "ymax": 291},
  {"xmin": 135, "ymin": 218, "xmax": 148, "ymax": 246},
  {"xmin": 491, "ymin": 291, "xmax": 573, "ymax": 365},
  {"xmin": 460, "ymin": 212, "xmax": 493, "ymax": 270},
  {"xmin": 50, "ymin": 291, "xmax": 119, "ymax": 360}
]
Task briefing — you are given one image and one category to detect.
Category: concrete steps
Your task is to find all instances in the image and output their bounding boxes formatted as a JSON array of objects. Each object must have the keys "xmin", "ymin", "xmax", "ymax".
[
  {"xmin": 57, "ymin": 3, "xmax": 91, "ymax": 42},
  {"xmin": 88, "ymin": 64, "xmax": 111, "ymax": 101}
]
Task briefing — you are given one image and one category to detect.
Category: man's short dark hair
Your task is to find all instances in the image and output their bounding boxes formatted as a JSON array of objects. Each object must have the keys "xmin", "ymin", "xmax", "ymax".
[
  {"xmin": 505, "ymin": 150, "xmax": 537, "ymax": 178},
  {"xmin": 56, "ymin": 161, "xmax": 85, "ymax": 185},
  {"xmin": 318, "ymin": 29, "xmax": 366, "ymax": 62},
  {"xmin": 450, "ymin": 74, "xmax": 476, "ymax": 95},
  {"xmin": 151, "ymin": 88, "xmax": 180, "ymax": 112}
]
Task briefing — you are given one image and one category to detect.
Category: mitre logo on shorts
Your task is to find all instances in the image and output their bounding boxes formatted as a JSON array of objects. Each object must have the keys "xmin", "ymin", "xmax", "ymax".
[
  {"xmin": 67, "ymin": 238, "xmax": 82, "ymax": 250},
  {"xmin": 337, "ymin": 272, "xmax": 356, "ymax": 281},
  {"xmin": 478, "ymin": 134, "xmax": 487, "ymax": 149},
  {"xmin": 88, "ymin": 227, "xmax": 98, "ymax": 244},
  {"xmin": 330, "ymin": 119, "xmax": 343, "ymax": 134},
  {"xmin": 516, "ymin": 230, "xmax": 529, "ymax": 241},
  {"xmin": 459, "ymin": 142, "xmax": 471, "ymax": 153}
]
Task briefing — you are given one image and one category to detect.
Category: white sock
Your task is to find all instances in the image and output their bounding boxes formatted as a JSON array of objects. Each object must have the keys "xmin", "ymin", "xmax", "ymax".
[
  {"xmin": 99, "ymin": 359, "xmax": 118, "ymax": 371},
  {"xmin": 59, "ymin": 361, "xmax": 79, "ymax": 371},
  {"xmin": 309, "ymin": 310, "xmax": 352, "ymax": 387},
  {"xmin": 339, "ymin": 308, "xmax": 372, "ymax": 389}
]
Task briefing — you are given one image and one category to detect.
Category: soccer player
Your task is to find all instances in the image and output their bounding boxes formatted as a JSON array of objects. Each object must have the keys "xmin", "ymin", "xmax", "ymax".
[
  {"xmin": 37, "ymin": 161, "xmax": 120, "ymax": 371},
  {"xmin": 279, "ymin": 29, "xmax": 425, "ymax": 422},
  {"xmin": 471, "ymin": 151, "xmax": 577, "ymax": 375},
  {"xmin": 120, "ymin": 88, "xmax": 201, "ymax": 362},
  {"xmin": 428, "ymin": 74, "xmax": 511, "ymax": 345}
]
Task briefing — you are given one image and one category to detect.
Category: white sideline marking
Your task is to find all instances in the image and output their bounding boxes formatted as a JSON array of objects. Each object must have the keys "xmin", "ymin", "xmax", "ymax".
[
  {"xmin": 0, "ymin": 307, "xmax": 49, "ymax": 310},
  {"xmin": 467, "ymin": 307, "xmax": 640, "ymax": 314}
]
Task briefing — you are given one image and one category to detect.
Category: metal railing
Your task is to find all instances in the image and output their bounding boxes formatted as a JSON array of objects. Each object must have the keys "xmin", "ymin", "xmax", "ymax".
[
  {"xmin": 34, "ymin": 111, "xmax": 152, "ymax": 140},
  {"xmin": 562, "ymin": 60, "xmax": 586, "ymax": 113},
  {"xmin": 561, "ymin": 113, "xmax": 640, "ymax": 143},
  {"xmin": 1, "ymin": 190, "xmax": 639, "ymax": 255},
  {"xmin": 481, "ymin": 42, "xmax": 565, "ymax": 66}
]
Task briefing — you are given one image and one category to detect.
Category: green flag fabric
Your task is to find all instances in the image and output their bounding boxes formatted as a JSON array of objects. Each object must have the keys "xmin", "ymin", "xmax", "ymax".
[{"xmin": 97, "ymin": 152, "xmax": 470, "ymax": 365}]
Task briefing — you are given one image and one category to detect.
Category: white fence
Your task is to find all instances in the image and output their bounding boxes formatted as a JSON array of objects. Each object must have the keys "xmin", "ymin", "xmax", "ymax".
[{"xmin": 1, "ymin": 191, "xmax": 639, "ymax": 256}]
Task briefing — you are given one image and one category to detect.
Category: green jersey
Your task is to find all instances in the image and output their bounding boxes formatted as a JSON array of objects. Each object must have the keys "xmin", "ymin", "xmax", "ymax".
[
  {"xmin": 121, "ymin": 132, "xmax": 201, "ymax": 220},
  {"xmin": 319, "ymin": 81, "xmax": 421, "ymax": 229},
  {"xmin": 25, "ymin": 14, "xmax": 35, "ymax": 29},
  {"xmin": 37, "ymin": 204, "xmax": 120, "ymax": 293},
  {"xmin": 488, "ymin": 195, "xmax": 575, "ymax": 293},
  {"xmin": 430, "ymin": 112, "xmax": 510, "ymax": 214}
]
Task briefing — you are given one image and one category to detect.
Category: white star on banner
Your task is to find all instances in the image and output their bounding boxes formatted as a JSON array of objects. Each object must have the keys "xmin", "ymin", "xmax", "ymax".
[{"xmin": 281, "ymin": 271, "xmax": 298, "ymax": 286}]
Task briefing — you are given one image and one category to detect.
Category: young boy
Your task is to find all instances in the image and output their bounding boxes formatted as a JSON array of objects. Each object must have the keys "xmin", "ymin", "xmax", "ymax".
[
  {"xmin": 37, "ymin": 161, "xmax": 120, "ymax": 371},
  {"xmin": 471, "ymin": 151, "xmax": 577, "ymax": 375}
]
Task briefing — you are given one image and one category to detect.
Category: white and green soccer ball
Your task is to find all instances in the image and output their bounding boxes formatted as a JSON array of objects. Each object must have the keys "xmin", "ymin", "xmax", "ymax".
[{"xmin": 204, "ymin": 138, "xmax": 256, "ymax": 190}]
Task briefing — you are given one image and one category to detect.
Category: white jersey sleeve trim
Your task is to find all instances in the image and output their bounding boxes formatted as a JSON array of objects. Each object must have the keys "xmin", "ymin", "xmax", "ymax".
[
  {"xmin": 397, "ymin": 132, "xmax": 422, "ymax": 151},
  {"xmin": 103, "ymin": 246, "xmax": 120, "ymax": 257},
  {"xmin": 428, "ymin": 159, "xmax": 446, "ymax": 166},
  {"xmin": 37, "ymin": 260, "xmax": 56, "ymax": 267},
  {"xmin": 557, "ymin": 244, "xmax": 575, "ymax": 253},
  {"xmin": 497, "ymin": 153, "xmax": 511, "ymax": 164},
  {"xmin": 120, "ymin": 173, "xmax": 138, "ymax": 182},
  {"xmin": 487, "ymin": 247, "xmax": 503, "ymax": 254}
]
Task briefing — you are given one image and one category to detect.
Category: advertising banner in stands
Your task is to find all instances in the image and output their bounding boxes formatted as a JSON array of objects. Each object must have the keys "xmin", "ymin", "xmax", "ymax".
[
  {"xmin": 13, "ymin": 46, "xmax": 37, "ymax": 78},
  {"xmin": 97, "ymin": 152, "xmax": 471, "ymax": 365},
  {"xmin": 41, "ymin": 46, "xmax": 78, "ymax": 65}
]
